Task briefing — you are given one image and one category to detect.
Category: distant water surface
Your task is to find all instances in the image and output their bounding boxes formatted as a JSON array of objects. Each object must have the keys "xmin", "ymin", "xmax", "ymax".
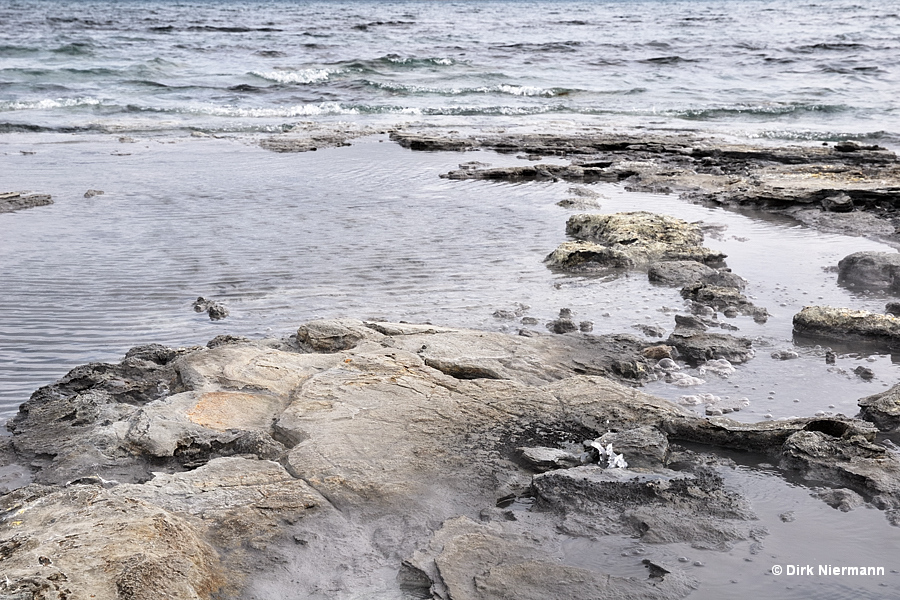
[{"xmin": 1, "ymin": 0, "xmax": 899, "ymax": 143}]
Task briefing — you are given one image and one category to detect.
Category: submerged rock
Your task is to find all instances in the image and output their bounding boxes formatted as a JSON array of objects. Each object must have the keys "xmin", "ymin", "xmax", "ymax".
[
  {"xmin": 681, "ymin": 283, "xmax": 768, "ymax": 322},
  {"xmin": 193, "ymin": 296, "xmax": 229, "ymax": 320}
]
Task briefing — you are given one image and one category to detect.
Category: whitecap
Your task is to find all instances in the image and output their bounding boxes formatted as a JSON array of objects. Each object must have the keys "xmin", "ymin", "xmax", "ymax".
[
  {"xmin": 250, "ymin": 68, "xmax": 337, "ymax": 84},
  {"xmin": 182, "ymin": 101, "xmax": 358, "ymax": 117},
  {"xmin": 0, "ymin": 97, "xmax": 101, "ymax": 111}
]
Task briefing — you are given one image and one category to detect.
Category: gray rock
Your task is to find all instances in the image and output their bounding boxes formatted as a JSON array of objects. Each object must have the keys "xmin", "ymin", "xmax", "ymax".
[
  {"xmin": 887, "ymin": 302, "xmax": 900, "ymax": 316},
  {"xmin": 854, "ymin": 365, "xmax": 875, "ymax": 380},
  {"xmin": 793, "ymin": 305, "xmax": 900, "ymax": 345},
  {"xmin": 0, "ymin": 191, "xmax": 53, "ymax": 214},
  {"xmin": 665, "ymin": 331, "xmax": 755, "ymax": 364},
  {"xmin": 192, "ymin": 296, "xmax": 229, "ymax": 321},
  {"xmin": 780, "ymin": 429, "xmax": 900, "ymax": 509},
  {"xmin": 5, "ymin": 318, "xmax": 900, "ymax": 598},
  {"xmin": 648, "ymin": 260, "xmax": 716, "ymax": 286},
  {"xmin": 597, "ymin": 426, "xmax": 670, "ymax": 468},
  {"xmin": 83, "ymin": 189, "xmax": 105, "ymax": 198},
  {"xmin": 674, "ymin": 314, "xmax": 708, "ymax": 331},
  {"xmin": 403, "ymin": 516, "xmax": 698, "ymax": 600},
  {"xmin": 814, "ymin": 488, "xmax": 865, "ymax": 512},
  {"xmin": 517, "ymin": 447, "xmax": 582, "ymax": 471},
  {"xmin": 771, "ymin": 349, "xmax": 800, "ymax": 360},
  {"xmin": 681, "ymin": 283, "xmax": 767, "ymax": 321},
  {"xmin": 633, "ymin": 323, "xmax": 666, "ymax": 338},
  {"xmin": 859, "ymin": 383, "xmax": 900, "ymax": 430},
  {"xmin": 565, "ymin": 212, "xmax": 726, "ymax": 267},
  {"xmin": 837, "ymin": 251, "xmax": 900, "ymax": 292},
  {"xmin": 546, "ymin": 318, "xmax": 578, "ymax": 334},
  {"xmin": 821, "ymin": 192, "xmax": 854, "ymax": 212},
  {"xmin": 296, "ymin": 318, "xmax": 380, "ymax": 352},
  {"xmin": 532, "ymin": 465, "xmax": 759, "ymax": 549}
]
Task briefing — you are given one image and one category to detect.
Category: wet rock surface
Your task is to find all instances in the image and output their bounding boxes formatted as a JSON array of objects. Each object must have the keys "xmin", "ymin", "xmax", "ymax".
[
  {"xmin": 391, "ymin": 130, "xmax": 900, "ymax": 241},
  {"xmin": 546, "ymin": 211, "xmax": 726, "ymax": 271},
  {"xmin": 837, "ymin": 251, "xmax": 900, "ymax": 292},
  {"xmin": 2, "ymin": 319, "xmax": 900, "ymax": 598},
  {"xmin": 192, "ymin": 296, "xmax": 229, "ymax": 321},
  {"xmin": 0, "ymin": 191, "xmax": 53, "ymax": 214},
  {"xmin": 260, "ymin": 123, "xmax": 385, "ymax": 153},
  {"xmin": 858, "ymin": 382, "xmax": 900, "ymax": 431},
  {"xmin": 793, "ymin": 305, "xmax": 900, "ymax": 346}
]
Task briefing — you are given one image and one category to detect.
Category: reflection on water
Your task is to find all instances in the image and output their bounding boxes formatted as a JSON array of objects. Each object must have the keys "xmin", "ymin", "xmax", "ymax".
[{"xmin": 0, "ymin": 133, "xmax": 898, "ymax": 426}]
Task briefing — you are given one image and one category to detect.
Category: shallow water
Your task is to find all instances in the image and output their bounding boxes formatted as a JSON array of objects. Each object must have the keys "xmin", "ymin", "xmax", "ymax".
[{"xmin": 2, "ymin": 133, "xmax": 897, "ymax": 425}]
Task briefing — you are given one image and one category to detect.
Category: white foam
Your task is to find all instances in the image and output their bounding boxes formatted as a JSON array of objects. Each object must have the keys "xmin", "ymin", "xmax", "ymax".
[
  {"xmin": 0, "ymin": 97, "xmax": 101, "ymax": 111},
  {"xmin": 250, "ymin": 68, "xmax": 337, "ymax": 84},
  {"xmin": 183, "ymin": 102, "xmax": 358, "ymax": 117}
]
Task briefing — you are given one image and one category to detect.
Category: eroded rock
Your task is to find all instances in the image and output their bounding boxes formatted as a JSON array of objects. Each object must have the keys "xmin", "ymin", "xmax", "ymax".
[
  {"xmin": 793, "ymin": 305, "xmax": 900, "ymax": 346},
  {"xmin": 4, "ymin": 319, "xmax": 900, "ymax": 598},
  {"xmin": 0, "ymin": 191, "xmax": 53, "ymax": 214},
  {"xmin": 858, "ymin": 383, "xmax": 900, "ymax": 431},
  {"xmin": 837, "ymin": 251, "xmax": 900, "ymax": 292}
]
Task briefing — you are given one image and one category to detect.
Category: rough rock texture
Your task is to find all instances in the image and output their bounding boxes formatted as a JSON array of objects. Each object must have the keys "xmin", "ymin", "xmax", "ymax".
[
  {"xmin": 546, "ymin": 212, "xmax": 725, "ymax": 271},
  {"xmin": 665, "ymin": 330, "xmax": 755, "ymax": 364},
  {"xmin": 681, "ymin": 282, "xmax": 768, "ymax": 322},
  {"xmin": 0, "ymin": 191, "xmax": 53, "ymax": 214},
  {"xmin": 3, "ymin": 319, "xmax": 900, "ymax": 598},
  {"xmin": 837, "ymin": 251, "xmax": 900, "ymax": 292},
  {"xmin": 858, "ymin": 383, "xmax": 900, "ymax": 431},
  {"xmin": 391, "ymin": 130, "xmax": 900, "ymax": 242},
  {"xmin": 259, "ymin": 122, "xmax": 384, "ymax": 153},
  {"xmin": 648, "ymin": 260, "xmax": 717, "ymax": 286},
  {"xmin": 793, "ymin": 305, "xmax": 900, "ymax": 346}
]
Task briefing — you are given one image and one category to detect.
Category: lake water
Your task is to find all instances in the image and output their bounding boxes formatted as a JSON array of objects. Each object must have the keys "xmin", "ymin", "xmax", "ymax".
[{"xmin": 3, "ymin": 1, "xmax": 900, "ymax": 596}]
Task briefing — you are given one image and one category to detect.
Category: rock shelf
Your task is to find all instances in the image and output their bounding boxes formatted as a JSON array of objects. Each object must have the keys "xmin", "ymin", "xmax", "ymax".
[{"xmin": 1, "ymin": 319, "xmax": 898, "ymax": 598}]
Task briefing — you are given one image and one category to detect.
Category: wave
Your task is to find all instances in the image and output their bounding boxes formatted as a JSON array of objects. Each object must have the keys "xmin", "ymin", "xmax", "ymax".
[
  {"xmin": 352, "ymin": 20, "xmax": 415, "ymax": 31},
  {"xmin": 641, "ymin": 56, "xmax": 700, "ymax": 65},
  {"xmin": 0, "ymin": 45, "xmax": 40, "ymax": 56},
  {"xmin": 379, "ymin": 54, "xmax": 456, "ymax": 67},
  {"xmin": 250, "ymin": 68, "xmax": 340, "ymax": 84},
  {"xmin": 0, "ymin": 97, "xmax": 101, "ymax": 112},
  {"xmin": 178, "ymin": 102, "xmax": 362, "ymax": 117},
  {"xmin": 51, "ymin": 43, "xmax": 95, "ymax": 56},
  {"xmin": 671, "ymin": 103, "xmax": 850, "ymax": 120},
  {"xmin": 490, "ymin": 41, "xmax": 582, "ymax": 53},
  {"xmin": 364, "ymin": 81, "xmax": 574, "ymax": 97}
]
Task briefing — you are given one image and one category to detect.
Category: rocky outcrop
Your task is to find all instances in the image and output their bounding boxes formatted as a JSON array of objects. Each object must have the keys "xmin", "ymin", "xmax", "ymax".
[
  {"xmin": 0, "ymin": 191, "xmax": 52, "ymax": 214},
  {"xmin": 837, "ymin": 251, "xmax": 900, "ymax": 292},
  {"xmin": 546, "ymin": 212, "xmax": 726, "ymax": 270},
  {"xmin": 665, "ymin": 330, "xmax": 755, "ymax": 364},
  {"xmin": 192, "ymin": 296, "xmax": 229, "ymax": 320},
  {"xmin": 793, "ymin": 305, "xmax": 900, "ymax": 346},
  {"xmin": 681, "ymin": 282, "xmax": 768, "ymax": 322},
  {"xmin": 392, "ymin": 130, "xmax": 900, "ymax": 242},
  {"xmin": 858, "ymin": 383, "xmax": 900, "ymax": 431},
  {"xmin": 2, "ymin": 319, "xmax": 900, "ymax": 598}
]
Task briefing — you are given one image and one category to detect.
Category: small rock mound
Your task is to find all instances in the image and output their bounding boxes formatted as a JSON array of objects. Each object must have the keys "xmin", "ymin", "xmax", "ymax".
[
  {"xmin": 793, "ymin": 305, "xmax": 900, "ymax": 345},
  {"xmin": 546, "ymin": 212, "xmax": 726, "ymax": 271},
  {"xmin": 837, "ymin": 251, "xmax": 900, "ymax": 292}
]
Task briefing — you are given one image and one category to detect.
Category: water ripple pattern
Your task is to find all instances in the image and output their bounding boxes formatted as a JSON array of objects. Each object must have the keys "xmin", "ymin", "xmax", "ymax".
[{"xmin": 0, "ymin": 0, "xmax": 898, "ymax": 141}]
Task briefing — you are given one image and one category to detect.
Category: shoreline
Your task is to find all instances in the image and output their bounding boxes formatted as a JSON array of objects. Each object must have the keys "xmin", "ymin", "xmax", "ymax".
[
  {"xmin": 1, "ymin": 319, "xmax": 898, "ymax": 598},
  {"xmin": 2, "ymin": 127, "xmax": 900, "ymax": 597}
]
